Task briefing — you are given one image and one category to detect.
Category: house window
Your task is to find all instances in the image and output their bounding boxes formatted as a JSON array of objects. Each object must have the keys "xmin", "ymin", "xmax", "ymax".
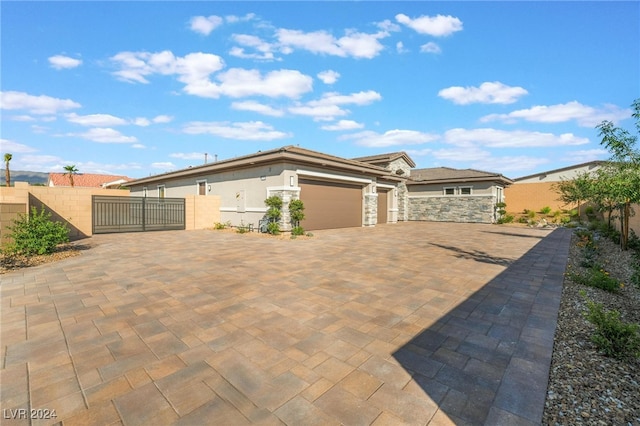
[
  {"xmin": 444, "ymin": 187, "xmax": 456, "ymax": 195},
  {"xmin": 197, "ymin": 180, "xmax": 207, "ymax": 196},
  {"xmin": 158, "ymin": 185, "xmax": 165, "ymax": 199},
  {"xmin": 459, "ymin": 186, "xmax": 472, "ymax": 195}
]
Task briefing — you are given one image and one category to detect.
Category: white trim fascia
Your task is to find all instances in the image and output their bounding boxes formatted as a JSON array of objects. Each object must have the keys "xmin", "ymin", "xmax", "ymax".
[
  {"xmin": 389, "ymin": 208, "xmax": 399, "ymax": 212},
  {"xmin": 408, "ymin": 194, "xmax": 495, "ymax": 198},
  {"xmin": 376, "ymin": 183, "xmax": 396, "ymax": 189},
  {"xmin": 266, "ymin": 186, "xmax": 301, "ymax": 192},
  {"xmin": 220, "ymin": 207, "xmax": 268, "ymax": 213},
  {"xmin": 296, "ymin": 169, "xmax": 372, "ymax": 184}
]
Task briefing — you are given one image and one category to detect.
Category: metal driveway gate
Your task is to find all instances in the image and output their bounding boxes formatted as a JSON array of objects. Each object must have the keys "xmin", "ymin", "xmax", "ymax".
[{"xmin": 92, "ymin": 195, "xmax": 185, "ymax": 234}]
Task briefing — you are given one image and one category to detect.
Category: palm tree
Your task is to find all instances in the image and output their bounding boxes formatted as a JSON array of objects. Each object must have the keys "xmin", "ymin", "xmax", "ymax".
[
  {"xmin": 63, "ymin": 165, "xmax": 79, "ymax": 187},
  {"xmin": 4, "ymin": 153, "xmax": 12, "ymax": 187}
]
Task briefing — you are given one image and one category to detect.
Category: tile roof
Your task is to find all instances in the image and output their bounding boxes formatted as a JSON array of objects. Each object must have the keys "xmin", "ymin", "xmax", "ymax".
[
  {"xmin": 408, "ymin": 167, "xmax": 513, "ymax": 185},
  {"xmin": 352, "ymin": 152, "xmax": 416, "ymax": 168},
  {"xmin": 48, "ymin": 173, "xmax": 132, "ymax": 187}
]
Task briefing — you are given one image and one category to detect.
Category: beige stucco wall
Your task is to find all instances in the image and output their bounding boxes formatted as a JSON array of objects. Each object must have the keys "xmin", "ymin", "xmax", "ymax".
[
  {"xmin": 0, "ymin": 182, "xmax": 131, "ymax": 240},
  {"xmin": 505, "ymin": 182, "xmax": 569, "ymax": 214},
  {"xmin": 516, "ymin": 163, "xmax": 601, "ymax": 183}
]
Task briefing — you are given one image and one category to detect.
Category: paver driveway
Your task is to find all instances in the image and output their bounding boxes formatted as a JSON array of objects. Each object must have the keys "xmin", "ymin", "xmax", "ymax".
[{"xmin": 0, "ymin": 222, "xmax": 571, "ymax": 425}]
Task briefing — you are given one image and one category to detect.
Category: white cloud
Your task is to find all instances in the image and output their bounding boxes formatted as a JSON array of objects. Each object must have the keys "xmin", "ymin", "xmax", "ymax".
[
  {"xmin": 444, "ymin": 128, "xmax": 589, "ymax": 148},
  {"xmin": 395, "ymin": 14, "xmax": 463, "ymax": 37},
  {"xmin": 317, "ymin": 70, "xmax": 340, "ymax": 84},
  {"xmin": 396, "ymin": 42, "xmax": 408, "ymax": 54},
  {"xmin": 479, "ymin": 101, "xmax": 630, "ymax": 127},
  {"xmin": 231, "ymin": 100, "xmax": 284, "ymax": 117},
  {"xmin": 225, "ymin": 13, "xmax": 255, "ymax": 24},
  {"xmin": 189, "ymin": 15, "xmax": 223, "ymax": 35},
  {"xmin": 0, "ymin": 91, "xmax": 81, "ymax": 115},
  {"xmin": 276, "ymin": 28, "xmax": 388, "ymax": 59},
  {"xmin": 341, "ymin": 129, "xmax": 439, "ymax": 147},
  {"xmin": 438, "ymin": 82, "xmax": 528, "ymax": 105},
  {"xmin": 420, "ymin": 42, "xmax": 441, "ymax": 54},
  {"xmin": 0, "ymin": 139, "xmax": 37, "ymax": 153},
  {"xmin": 567, "ymin": 148, "xmax": 609, "ymax": 163},
  {"xmin": 151, "ymin": 162, "xmax": 176, "ymax": 170},
  {"xmin": 152, "ymin": 115, "xmax": 174, "ymax": 123},
  {"xmin": 134, "ymin": 117, "xmax": 151, "ymax": 127},
  {"xmin": 473, "ymin": 156, "xmax": 550, "ymax": 174},
  {"xmin": 321, "ymin": 120, "xmax": 365, "ymax": 131},
  {"xmin": 184, "ymin": 68, "xmax": 313, "ymax": 99},
  {"xmin": 73, "ymin": 128, "xmax": 138, "ymax": 143},
  {"xmin": 132, "ymin": 144, "xmax": 146, "ymax": 149},
  {"xmin": 110, "ymin": 50, "xmax": 225, "ymax": 87},
  {"xmin": 229, "ymin": 34, "xmax": 276, "ymax": 60},
  {"xmin": 289, "ymin": 90, "xmax": 381, "ymax": 121},
  {"xmin": 169, "ymin": 152, "xmax": 207, "ymax": 160},
  {"xmin": 66, "ymin": 113, "xmax": 128, "ymax": 127},
  {"xmin": 183, "ymin": 121, "xmax": 292, "ymax": 141},
  {"xmin": 48, "ymin": 55, "xmax": 82, "ymax": 70},
  {"xmin": 377, "ymin": 19, "xmax": 401, "ymax": 32},
  {"xmin": 8, "ymin": 115, "xmax": 36, "ymax": 122}
]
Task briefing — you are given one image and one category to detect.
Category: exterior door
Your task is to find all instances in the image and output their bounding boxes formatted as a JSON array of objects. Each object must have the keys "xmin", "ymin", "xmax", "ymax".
[{"xmin": 377, "ymin": 189, "xmax": 388, "ymax": 224}]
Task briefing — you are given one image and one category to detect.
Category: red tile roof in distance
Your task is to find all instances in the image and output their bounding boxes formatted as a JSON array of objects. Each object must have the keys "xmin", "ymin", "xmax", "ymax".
[{"xmin": 48, "ymin": 173, "xmax": 132, "ymax": 187}]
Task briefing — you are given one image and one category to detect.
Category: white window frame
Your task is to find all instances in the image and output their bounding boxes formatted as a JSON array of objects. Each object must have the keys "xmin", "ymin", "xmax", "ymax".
[
  {"xmin": 196, "ymin": 179, "xmax": 207, "ymax": 196},
  {"xmin": 459, "ymin": 186, "xmax": 473, "ymax": 195},
  {"xmin": 443, "ymin": 187, "xmax": 456, "ymax": 196},
  {"xmin": 158, "ymin": 185, "xmax": 166, "ymax": 199}
]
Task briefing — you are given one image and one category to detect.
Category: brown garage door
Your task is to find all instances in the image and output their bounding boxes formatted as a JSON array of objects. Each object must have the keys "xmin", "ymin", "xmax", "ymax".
[
  {"xmin": 299, "ymin": 179, "xmax": 363, "ymax": 230},
  {"xmin": 377, "ymin": 189, "xmax": 388, "ymax": 224}
]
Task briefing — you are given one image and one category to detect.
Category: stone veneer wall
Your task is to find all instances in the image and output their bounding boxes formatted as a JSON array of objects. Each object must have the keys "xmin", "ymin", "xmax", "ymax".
[
  {"xmin": 364, "ymin": 193, "xmax": 377, "ymax": 227},
  {"xmin": 267, "ymin": 188, "xmax": 300, "ymax": 231},
  {"xmin": 397, "ymin": 183, "xmax": 409, "ymax": 222},
  {"xmin": 408, "ymin": 195, "xmax": 497, "ymax": 223}
]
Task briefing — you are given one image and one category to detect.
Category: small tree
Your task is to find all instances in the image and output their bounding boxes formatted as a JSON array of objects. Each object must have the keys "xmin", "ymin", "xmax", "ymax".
[
  {"xmin": 63, "ymin": 164, "xmax": 79, "ymax": 187},
  {"xmin": 4, "ymin": 153, "xmax": 12, "ymax": 187},
  {"xmin": 289, "ymin": 199, "xmax": 305, "ymax": 235},
  {"xmin": 594, "ymin": 98, "xmax": 640, "ymax": 250},
  {"xmin": 553, "ymin": 172, "xmax": 594, "ymax": 220},
  {"xmin": 264, "ymin": 195, "xmax": 283, "ymax": 234}
]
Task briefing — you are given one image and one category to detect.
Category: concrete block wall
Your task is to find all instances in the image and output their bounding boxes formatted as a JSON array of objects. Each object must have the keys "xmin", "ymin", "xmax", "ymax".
[
  {"xmin": 0, "ymin": 202, "xmax": 27, "ymax": 246},
  {"xmin": 504, "ymin": 182, "xmax": 567, "ymax": 214}
]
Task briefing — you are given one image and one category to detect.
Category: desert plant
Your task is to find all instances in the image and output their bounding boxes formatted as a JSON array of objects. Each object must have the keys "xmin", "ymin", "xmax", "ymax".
[
  {"xmin": 291, "ymin": 226, "xmax": 304, "ymax": 236},
  {"xmin": 497, "ymin": 214, "xmax": 514, "ymax": 224},
  {"xmin": 266, "ymin": 222, "xmax": 280, "ymax": 235},
  {"xmin": 567, "ymin": 267, "xmax": 620, "ymax": 293},
  {"xmin": 264, "ymin": 195, "xmax": 283, "ymax": 234},
  {"xmin": 4, "ymin": 153, "xmax": 12, "ymax": 187},
  {"xmin": 5, "ymin": 206, "xmax": 69, "ymax": 256},
  {"xmin": 289, "ymin": 199, "xmax": 305, "ymax": 228},
  {"xmin": 527, "ymin": 210, "xmax": 537, "ymax": 219},
  {"xmin": 585, "ymin": 300, "xmax": 640, "ymax": 359},
  {"xmin": 213, "ymin": 221, "xmax": 230, "ymax": 230},
  {"xmin": 540, "ymin": 206, "xmax": 552, "ymax": 215},
  {"xmin": 63, "ymin": 165, "xmax": 79, "ymax": 187}
]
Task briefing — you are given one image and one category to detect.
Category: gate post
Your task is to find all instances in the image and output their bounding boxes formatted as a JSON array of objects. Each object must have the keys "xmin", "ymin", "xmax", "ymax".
[{"xmin": 142, "ymin": 196, "xmax": 146, "ymax": 232}]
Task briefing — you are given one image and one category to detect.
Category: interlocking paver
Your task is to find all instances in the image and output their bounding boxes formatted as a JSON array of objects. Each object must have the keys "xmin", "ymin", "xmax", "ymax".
[{"xmin": 0, "ymin": 222, "xmax": 571, "ymax": 424}]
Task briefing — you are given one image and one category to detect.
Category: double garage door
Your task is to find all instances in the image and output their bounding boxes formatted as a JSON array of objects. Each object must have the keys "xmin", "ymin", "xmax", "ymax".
[{"xmin": 299, "ymin": 179, "xmax": 363, "ymax": 230}]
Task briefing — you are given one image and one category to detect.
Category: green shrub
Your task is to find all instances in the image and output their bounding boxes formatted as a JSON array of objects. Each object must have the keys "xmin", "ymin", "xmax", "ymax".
[
  {"xmin": 527, "ymin": 210, "xmax": 537, "ymax": 219},
  {"xmin": 213, "ymin": 221, "xmax": 230, "ymax": 230},
  {"xmin": 5, "ymin": 206, "xmax": 69, "ymax": 256},
  {"xmin": 517, "ymin": 216, "xmax": 528, "ymax": 224},
  {"xmin": 540, "ymin": 206, "xmax": 552, "ymax": 215},
  {"xmin": 267, "ymin": 222, "xmax": 280, "ymax": 235},
  {"xmin": 585, "ymin": 301, "xmax": 640, "ymax": 359},
  {"xmin": 291, "ymin": 226, "xmax": 305, "ymax": 236},
  {"xmin": 567, "ymin": 268, "xmax": 620, "ymax": 293},
  {"xmin": 305, "ymin": 232, "xmax": 314, "ymax": 237},
  {"xmin": 496, "ymin": 214, "xmax": 514, "ymax": 224},
  {"xmin": 560, "ymin": 216, "xmax": 572, "ymax": 224},
  {"xmin": 289, "ymin": 199, "xmax": 305, "ymax": 228}
]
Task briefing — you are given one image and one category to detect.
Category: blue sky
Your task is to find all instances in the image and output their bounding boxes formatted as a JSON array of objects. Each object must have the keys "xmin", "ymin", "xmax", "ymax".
[{"xmin": 1, "ymin": 1, "xmax": 638, "ymax": 179}]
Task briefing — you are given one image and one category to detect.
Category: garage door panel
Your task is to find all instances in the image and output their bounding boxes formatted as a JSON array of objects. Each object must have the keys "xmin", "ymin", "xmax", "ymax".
[
  {"xmin": 377, "ymin": 190, "xmax": 388, "ymax": 224},
  {"xmin": 299, "ymin": 179, "xmax": 362, "ymax": 230}
]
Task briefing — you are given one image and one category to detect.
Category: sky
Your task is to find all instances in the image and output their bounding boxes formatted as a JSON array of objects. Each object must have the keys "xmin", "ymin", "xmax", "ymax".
[{"xmin": 1, "ymin": 1, "xmax": 638, "ymax": 180}]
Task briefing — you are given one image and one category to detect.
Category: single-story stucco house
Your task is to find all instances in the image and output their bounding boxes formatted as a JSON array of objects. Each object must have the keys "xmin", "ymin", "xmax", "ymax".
[{"xmin": 123, "ymin": 145, "xmax": 511, "ymax": 231}]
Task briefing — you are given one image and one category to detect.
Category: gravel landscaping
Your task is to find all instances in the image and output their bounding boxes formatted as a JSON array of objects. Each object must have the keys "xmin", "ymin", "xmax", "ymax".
[{"xmin": 543, "ymin": 230, "xmax": 640, "ymax": 425}]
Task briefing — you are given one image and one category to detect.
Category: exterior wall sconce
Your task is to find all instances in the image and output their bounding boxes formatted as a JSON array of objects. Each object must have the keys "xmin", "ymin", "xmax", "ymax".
[
  {"xmin": 290, "ymin": 176, "xmax": 295, "ymax": 187},
  {"xmin": 208, "ymin": 185, "xmax": 211, "ymax": 192},
  {"xmin": 260, "ymin": 176, "xmax": 266, "ymax": 181}
]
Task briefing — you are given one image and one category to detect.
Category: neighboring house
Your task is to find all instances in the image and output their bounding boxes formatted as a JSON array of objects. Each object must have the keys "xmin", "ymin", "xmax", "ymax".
[
  {"xmin": 505, "ymin": 161, "xmax": 603, "ymax": 214},
  {"xmin": 406, "ymin": 167, "xmax": 512, "ymax": 223},
  {"xmin": 48, "ymin": 173, "xmax": 132, "ymax": 188},
  {"xmin": 124, "ymin": 145, "xmax": 513, "ymax": 230}
]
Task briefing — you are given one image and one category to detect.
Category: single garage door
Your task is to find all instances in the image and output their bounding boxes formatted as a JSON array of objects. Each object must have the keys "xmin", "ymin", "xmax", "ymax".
[
  {"xmin": 377, "ymin": 189, "xmax": 388, "ymax": 224},
  {"xmin": 299, "ymin": 179, "xmax": 363, "ymax": 230}
]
